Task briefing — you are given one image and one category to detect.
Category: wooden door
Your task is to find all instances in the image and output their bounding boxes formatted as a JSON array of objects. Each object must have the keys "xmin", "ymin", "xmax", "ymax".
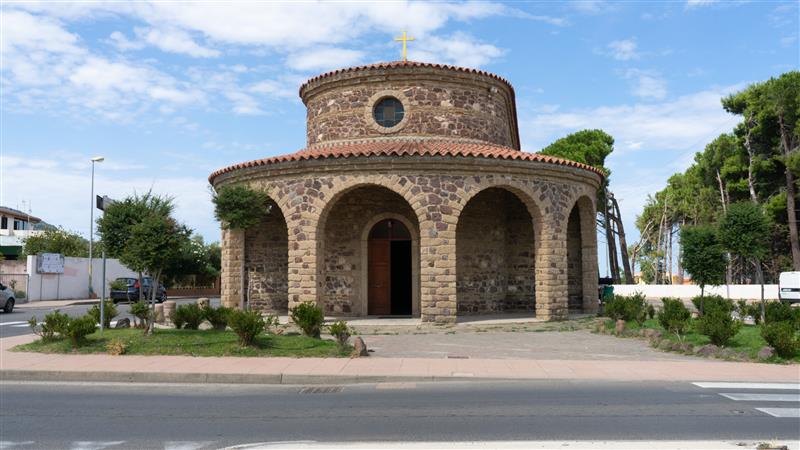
[{"xmin": 368, "ymin": 239, "xmax": 391, "ymax": 315}]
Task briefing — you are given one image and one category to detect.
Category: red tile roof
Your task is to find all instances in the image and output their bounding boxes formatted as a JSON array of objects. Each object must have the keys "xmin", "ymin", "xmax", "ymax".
[
  {"xmin": 299, "ymin": 60, "xmax": 514, "ymax": 98},
  {"xmin": 208, "ymin": 140, "xmax": 605, "ymax": 184}
]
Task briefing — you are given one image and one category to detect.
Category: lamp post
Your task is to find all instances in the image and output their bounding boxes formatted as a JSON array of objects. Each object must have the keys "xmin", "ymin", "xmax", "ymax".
[{"xmin": 88, "ymin": 156, "xmax": 104, "ymax": 299}]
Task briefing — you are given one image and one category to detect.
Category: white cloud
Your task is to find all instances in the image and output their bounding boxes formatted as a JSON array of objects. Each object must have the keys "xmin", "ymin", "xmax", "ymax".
[
  {"xmin": 625, "ymin": 69, "xmax": 668, "ymax": 100},
  {"xmin": 107, "ymin": 31, "xmax": 144, "ymax": 51},
  {"xmin": 136, "ymin": 27, "xmax": 220, "ymax": 58},
  {"xmin": 286, "ymin": 47, "xmax": 365, "ymax": 72},
  {"xmin": 686, "ymin": 0, "xmax": 718, "ymax": 8},
  {"xmin": 606, "ymin": 39, "xmax": 639, "ymax": 61},
  {"xmin": 409, "ymin": 32, "xmax": 504, "ymax": 67}
]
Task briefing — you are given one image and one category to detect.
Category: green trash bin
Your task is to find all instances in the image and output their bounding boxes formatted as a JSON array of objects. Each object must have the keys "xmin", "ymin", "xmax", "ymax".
[{"xmin": 602, "ymin": 285, "xmax": 614, "ymax": 303}]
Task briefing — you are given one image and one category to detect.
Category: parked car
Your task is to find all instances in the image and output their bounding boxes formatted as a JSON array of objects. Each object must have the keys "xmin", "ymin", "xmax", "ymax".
[
  {"xmin": 778, "ymin": 271, "xmax": 800, "ymax": 304},
  {"xmin": 109, "ymin": 277, "xmax": 167, "ymax": 303},
  {"xmin": 0, "ymin": 282, "xmax": 14, "ymax": 313}
]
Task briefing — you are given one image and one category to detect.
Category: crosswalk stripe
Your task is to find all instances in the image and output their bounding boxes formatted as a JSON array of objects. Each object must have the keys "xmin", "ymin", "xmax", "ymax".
[
  {"xmin": 693, "ymin": 382, "xmax": 800, "ymax": 390},
  {"xmin": 0, "ymin": 321, "xmax": 28, "ymax": 327},
  {"xmin": 755, "ymin": 407, "xmax": 800, "ymax": 418},
  {"xmin": 719, "ymin": 393, "xmax": 800, "ymax": 402}
]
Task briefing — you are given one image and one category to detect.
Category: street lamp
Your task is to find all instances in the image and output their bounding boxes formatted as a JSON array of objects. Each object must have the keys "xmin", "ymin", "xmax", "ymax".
[{"xmin": 88, "ymin": 156, "xmax": 104, "ymax": 298}]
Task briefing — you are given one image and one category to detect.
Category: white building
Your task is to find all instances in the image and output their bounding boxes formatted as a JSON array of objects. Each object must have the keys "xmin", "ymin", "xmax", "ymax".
[{"xmin": 0, "ymin": 206, "xmax": 44, "ymax": 260}]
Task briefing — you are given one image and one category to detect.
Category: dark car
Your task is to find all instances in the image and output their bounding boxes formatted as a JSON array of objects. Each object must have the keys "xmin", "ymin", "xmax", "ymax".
[{"xmin": 110, "ymin": 277, "xmax": 167, "ymax": 303}]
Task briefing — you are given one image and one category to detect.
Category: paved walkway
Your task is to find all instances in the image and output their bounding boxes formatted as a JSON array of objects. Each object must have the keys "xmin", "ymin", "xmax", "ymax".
[
  {"xmin": 1, "ymin": 334, "xmax": 797, "ymax": 385},
  {"xmin": 14, "ymin": 298, "xmax": 99, "ymax": 308}
]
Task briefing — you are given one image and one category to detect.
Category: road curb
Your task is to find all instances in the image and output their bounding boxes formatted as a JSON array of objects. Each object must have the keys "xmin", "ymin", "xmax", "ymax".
[{"xmin": 0, "ymin": 369, "xmax": 518, "ymax": 385}]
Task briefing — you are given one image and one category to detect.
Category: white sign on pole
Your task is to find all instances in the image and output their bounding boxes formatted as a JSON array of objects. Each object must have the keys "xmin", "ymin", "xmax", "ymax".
[{"xmin": 37, "ymin": 253, "xmax": 65, "ymax": 274}]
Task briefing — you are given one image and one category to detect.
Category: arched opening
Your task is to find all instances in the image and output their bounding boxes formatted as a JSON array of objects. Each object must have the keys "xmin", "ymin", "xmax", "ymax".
[
  {"xmin": 567, "ymin": 205, "xmax": 584, "ymax": 312},
  {"xmin": 245, "ymin": 198, "xmax": 289, "ymax": 313},
  {"xmin": 456, "ymin": 188, "xmax": 536, "ymax": 315},
  {"xmin": 318, "ymin": 185, "xmax": 420, "ymax": 316},
  {"xmin": 367, "ymin": 219, "xmax": 412, "ymax": 316}
]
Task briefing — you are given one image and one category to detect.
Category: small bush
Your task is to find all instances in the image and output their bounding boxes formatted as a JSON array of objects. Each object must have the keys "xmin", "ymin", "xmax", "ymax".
[
  {"xmin": 695, "ymin": 296, "xmax": 741, "ymax": 347},
  {"xmin": 604, "ymin": 293, "xmax": 647, "ymax": 325},
  {"xmin": 173, "ymin": 304, "xmax": 204, "ymax": 330},
  {"xmin": 327, "ymin": 320, "xmax": 352, "ymax": 349},
  {"xmin": 760, "ymin": 322, "xmax": 800, "ymax": 358},
  {"xmin": 646, "ymin": 304, "xmax": 656, "ymax": 320},
  {"xmin": 65, "ymin": 315, "xmax": 98, "ymax": 347},
  {"xmin": 130, "ymin": 301, "xmax": 151, "ymax": 328},
  {"xmin": 87, "ymin": 300, "xmax": 119, "ymax": 328},
  {"xmin": 109, "ymin": 279, "xmax": 128, "ymax": 291},
  {"xmin": 658, "ymin": 298, "xmax": 691, "ymax": 341},
  {"xmin": 290, "ymin": 302, "xmax": 324, "ymax": 338},
  {"xmin": 764, "ymin": 301, "xmax": 799, "ymax": 329},
  {"xmin": 106, "ymin": 338, "xmax": 127, "ymax": 356},
  {"xmin": 203, "ymin": 306, "xmax": 232, "ymax": 331},
  {"xmin": 228, "ymin": 309, "xmax": 268, "ymax": 346},
  {"xmin": 28, "ymin": 310, "xmax": 70, "ymax": 342},
  {"xmin": 14, "ymin": 290, "xmax": 26, "ymax": 299}
]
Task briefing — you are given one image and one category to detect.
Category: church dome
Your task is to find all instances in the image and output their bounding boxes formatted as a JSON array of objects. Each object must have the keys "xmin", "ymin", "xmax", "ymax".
[{"xmin": 299, "ymin": 61, "xmax": 520, "ymax": 150}]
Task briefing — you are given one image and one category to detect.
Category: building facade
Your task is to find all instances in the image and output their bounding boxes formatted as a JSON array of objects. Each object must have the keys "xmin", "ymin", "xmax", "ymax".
[{"xmin": 209, "ymin": 61, "xmax": 602, "ymax": 323}]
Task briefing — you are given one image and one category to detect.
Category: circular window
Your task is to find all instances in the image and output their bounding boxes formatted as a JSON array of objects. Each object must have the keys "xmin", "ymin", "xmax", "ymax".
[{"xmin": 373, "ymin": 97, "xmax": 405, "ymax": 128}]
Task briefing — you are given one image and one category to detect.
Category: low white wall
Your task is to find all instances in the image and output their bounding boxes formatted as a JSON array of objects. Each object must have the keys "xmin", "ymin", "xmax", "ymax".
[
  {"xmin": 26, "ymin": 255, "xmax": 138, "ymax": 301},
  {"xmin": 612, "ymin": 284, "xmax": 779, "ymax": 300}
]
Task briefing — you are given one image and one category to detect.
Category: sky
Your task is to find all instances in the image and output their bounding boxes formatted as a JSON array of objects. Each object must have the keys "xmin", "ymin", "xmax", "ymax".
[{"xmin": 1, "ymin": 0, "xmax": 798, "ymax": 271}]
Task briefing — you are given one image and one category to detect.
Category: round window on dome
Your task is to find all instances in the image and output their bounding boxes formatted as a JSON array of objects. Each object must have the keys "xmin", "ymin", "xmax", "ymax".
[{"xmin": 372, "ymin": 97, "xmax": 405, "ymax": 128}]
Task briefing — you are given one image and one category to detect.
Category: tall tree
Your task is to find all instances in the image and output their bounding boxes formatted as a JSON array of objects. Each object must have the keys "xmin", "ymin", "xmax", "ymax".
[{"xmin": 680, "ymin": 225, "xmax": 727, "ymax": 303}]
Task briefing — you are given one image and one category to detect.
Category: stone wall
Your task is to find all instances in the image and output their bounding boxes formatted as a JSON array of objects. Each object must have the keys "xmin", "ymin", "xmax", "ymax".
[
  {"xmin": 456, "ymin": 188, "xmax": 535, "ymax": 314},
  {"xmin": 214, "ymin": 156, "xmax": 601, "ymax": 322},
  {"xmin": 566, "ymin": 206, "xmax": 583, "ymax": 311},
  {"xmin": 301, "ymin": 66, "xmax": 518, "ymax": 149},
  {"xmin": 245, "ymin": 202, "xmax": 289, "ymax": 313},
  {"xmin": 321, "ymin": 186, "xmax": 418, "ymax": 316}
]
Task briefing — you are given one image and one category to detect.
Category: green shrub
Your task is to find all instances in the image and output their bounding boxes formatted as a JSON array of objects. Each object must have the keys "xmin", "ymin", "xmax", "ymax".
[
  {"xmin": 130, "ymin": 301, "xmax": 151, "ymax": 328},
  {"xmin": 764, "ymin": 301, "xmax": 799, "ymax": 329},
  {"xmin": 290, "ymin": 302, "xmax": 324, "ymax": 338},
  {"xmin": 173, "ymin": 304, "xmax": 204, "ymax": 330},
  {"xmin": 760, "ymin": 321, "xmax": 800, "ymax": 358},
  {"xmin": 658, "ymin": 298, "xmax": 691, "ymax": 340},
  {"xmin": 87, "ymin": 300, "xmax": 119, "ymax": 328},
  {"xmin": 604, "ymin": 293, "xmax": 647, "ymax": 324},
  {"xmin": 109, "ymin": 279, "xmax": 127, "ymax": 291},
  {"xmin": 14, "ymin": 290, "xmax": 26, "ymax": 299},
  {"xmin": 646, "ymin": 304, "xmax": 656, "ymax": 320},
  {"xmin": 327, "ymin": 320, "xmax": 352, "ymax": 349},
  {"xmin": 228, "ymin": 309, "xmax": 268, "ymax": 346},
  {"xmin": 28, "ymin": 310, "xmax": 70, "ymax": 342},
  {"xmin": 695, "ymin": 296, "xmax": 741, "ymax": 346},
  {"xmin": 203, "ymin": 306, "xmax": 232, "ymax": 331},
  {"xmin": 65, "ymin": 315, "xmax": 98, "ymax": 347}
]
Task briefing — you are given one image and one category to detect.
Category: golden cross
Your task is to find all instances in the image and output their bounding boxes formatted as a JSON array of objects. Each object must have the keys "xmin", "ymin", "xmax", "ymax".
[{"xmin": 394, "ymin": 31, "xmax": 415, "ymax": 62}]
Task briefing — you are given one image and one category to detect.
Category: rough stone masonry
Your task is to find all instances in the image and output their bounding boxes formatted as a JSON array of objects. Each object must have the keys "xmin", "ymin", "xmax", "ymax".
[{"xmin": 210, "ymin": 61, "xmax": 602, "ymax": 323}]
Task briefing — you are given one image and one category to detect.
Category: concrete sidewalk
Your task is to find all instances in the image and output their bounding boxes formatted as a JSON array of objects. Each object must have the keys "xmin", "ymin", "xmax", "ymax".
[
  {"xmin": 14, "ymin": 298, "xmax": 99, "ymax": 308},
  {"xmin": 1, "ymin": 334, "xmax": 798, "ymax": 385}
]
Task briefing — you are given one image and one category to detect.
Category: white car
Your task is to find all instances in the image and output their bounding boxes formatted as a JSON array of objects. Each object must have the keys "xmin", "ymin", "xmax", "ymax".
[
  {"xmin": 0, "ymin": 282, "xmax": 15, "ymax": 313},
  {"xmin": 779, "ymin": 271, "xmax": 800, "ymax": 304}
]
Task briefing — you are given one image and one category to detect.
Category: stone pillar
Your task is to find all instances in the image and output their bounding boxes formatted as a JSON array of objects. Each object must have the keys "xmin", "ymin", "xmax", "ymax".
[
  {"xmin": 535, "ymin": 218, "xmax": 569, "ymax": 320},
  {"xmin": 286, "ymin": 216, "xmax": 317, "ymax": 311},
  {"xmin": 220, "ymin": 228, "xmax": 245, "ymax": 309},
  {"xmin": 580, "ymin": 201, "xmax": 600, "ymax": 314},
  {"xmin": 418, "ymin": 206, "xmax": 458, "ymax": 324}
]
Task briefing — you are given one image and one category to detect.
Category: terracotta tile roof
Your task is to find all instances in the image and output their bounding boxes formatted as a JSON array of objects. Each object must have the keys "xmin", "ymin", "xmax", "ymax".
[
  {"xmin": 299, "ymin": 60, "xmax": 515, "ymax": 98},
  {"xmin": 208, "ymin": 140, "xmax": 605, "ymax": 183}
]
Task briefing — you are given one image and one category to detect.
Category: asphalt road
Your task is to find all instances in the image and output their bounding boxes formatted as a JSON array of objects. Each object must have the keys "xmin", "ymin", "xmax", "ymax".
[
  {"xmin": 0, "ymin": 297, "xmax": 216, "ymax": 338},
  {"xmin": 0, "ymin": 380, "xmax": 798, "ymax": 449}
]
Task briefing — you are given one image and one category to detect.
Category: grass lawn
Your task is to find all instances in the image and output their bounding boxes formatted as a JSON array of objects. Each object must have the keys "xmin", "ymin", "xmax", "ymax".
[
  {"xmin": 14, "ymin": 328, "xmax": 352, "ymax": 358},
  {"xmin": 607, "ymin": 318, "xmax": 800, "ymax": 363}
]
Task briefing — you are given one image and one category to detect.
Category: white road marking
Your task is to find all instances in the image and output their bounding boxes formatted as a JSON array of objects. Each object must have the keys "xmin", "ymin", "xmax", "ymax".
[
  {"xmin": 720, "ymin": 393, "xmax": 800, "ymax": 402},
  {"xmin": 0, "ymin": 321, "xmax": 28, "ymax": 327},
  {"xmin": 10, "ymin": 324, "xmax": 29, "ymax": 328},
  {"xmin": 221, "ymin": 441, "xmax": 800, "ymax": 449},
  {"xmin": 0, "ymin": 442, "xmax": 35, "ymax": 449},
  {"xmin": 755, "ymin": 407, "xmax": 800, "ymax": 418},
  {"xmin": 164, "ymin": 442, "xmax": 215, "ymax": 450},
  {"xmin": 69, "ymin": 441, "xmax": 126, "ymax": 450},
  {"xmin": 693, "ymin": 382, "xmax": 800, "ymax": 390}
]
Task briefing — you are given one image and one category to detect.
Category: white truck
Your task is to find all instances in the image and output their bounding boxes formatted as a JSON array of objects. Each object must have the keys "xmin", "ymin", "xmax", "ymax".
[{"xmin": 778, "ymin": 271, "xmax": 800, "ymax": 303}]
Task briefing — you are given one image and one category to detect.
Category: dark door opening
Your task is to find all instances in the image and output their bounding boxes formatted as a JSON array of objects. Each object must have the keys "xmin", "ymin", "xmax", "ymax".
[{"xmin": 368, "ymin": 219, "xmax": 412, "ymax": 316}]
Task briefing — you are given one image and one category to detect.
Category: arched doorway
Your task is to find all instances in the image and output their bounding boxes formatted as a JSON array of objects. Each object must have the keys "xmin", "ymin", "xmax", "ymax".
[{"xmin": 368, "ymin": 218, "xmax": 413, "ymax": 316}]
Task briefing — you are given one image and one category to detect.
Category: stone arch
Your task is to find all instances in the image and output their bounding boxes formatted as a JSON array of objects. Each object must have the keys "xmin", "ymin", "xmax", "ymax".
[
  {"xmin": 243, "ymin": 197, "xmax": 289, "ymax": 313},
  {"xmin": 314, "ymin": 182, "xmax": 421, "ymax": 316},
  {"xmin": 566, "ymin": 194, "xmax": 599, "ymax": 313},
  {"xmin": 455, "ymin": 185, "xmax": 542, "ymax": 316}
]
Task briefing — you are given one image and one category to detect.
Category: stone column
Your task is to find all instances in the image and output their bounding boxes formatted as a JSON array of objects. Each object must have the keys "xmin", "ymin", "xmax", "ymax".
[
  {"xmin": 286, "ymin": 216, "xmax": 317, "ymax": 311},
  {"xmin": 580, "ymin": 202, "xmax": 600, "ymax": 314},
  {"xmin": 220, "ymin": 228, "xmax": 245, "ymax": 309},
  {"xmin": 535, "ymin": 218, "xmax": 569, "ymax": 320},
  {"xmin": 417, "ymin": 198, "xmax": 459, "ymax": 324}
]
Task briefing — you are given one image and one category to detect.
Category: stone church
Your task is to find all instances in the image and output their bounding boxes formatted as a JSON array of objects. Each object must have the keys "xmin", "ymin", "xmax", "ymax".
[{"xmin": 209, "ymin": 60, "xmax": 602, "ymax": 323}]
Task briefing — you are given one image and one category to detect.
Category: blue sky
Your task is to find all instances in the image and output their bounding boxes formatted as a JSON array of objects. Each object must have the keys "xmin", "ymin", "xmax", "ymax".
[{"xmin": 1, "ymin": 0, "xmax": 797, "ymax": 270}]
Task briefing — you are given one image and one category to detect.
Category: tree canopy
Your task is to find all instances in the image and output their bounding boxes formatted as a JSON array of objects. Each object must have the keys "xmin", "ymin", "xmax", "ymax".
[
  {"xmin": 22, "ymin": 228, "xmax": 89, "ymax": 258},
  {"xmin": 212, "ymin": 184, "xmax": 271, "ymax": 230},
  {"xmin": 539, "ymin": 129, "xmax": 614, "ymax": 177},
  {"xmin": 679, "ymin": 225, "xmax": 727, "ymax": 296}
]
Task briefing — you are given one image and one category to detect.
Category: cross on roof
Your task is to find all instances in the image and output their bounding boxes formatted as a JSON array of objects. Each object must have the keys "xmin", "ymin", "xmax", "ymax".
[{"xmin": 394, "ymin": 31, "xmax": 415, "ymax": 62}]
